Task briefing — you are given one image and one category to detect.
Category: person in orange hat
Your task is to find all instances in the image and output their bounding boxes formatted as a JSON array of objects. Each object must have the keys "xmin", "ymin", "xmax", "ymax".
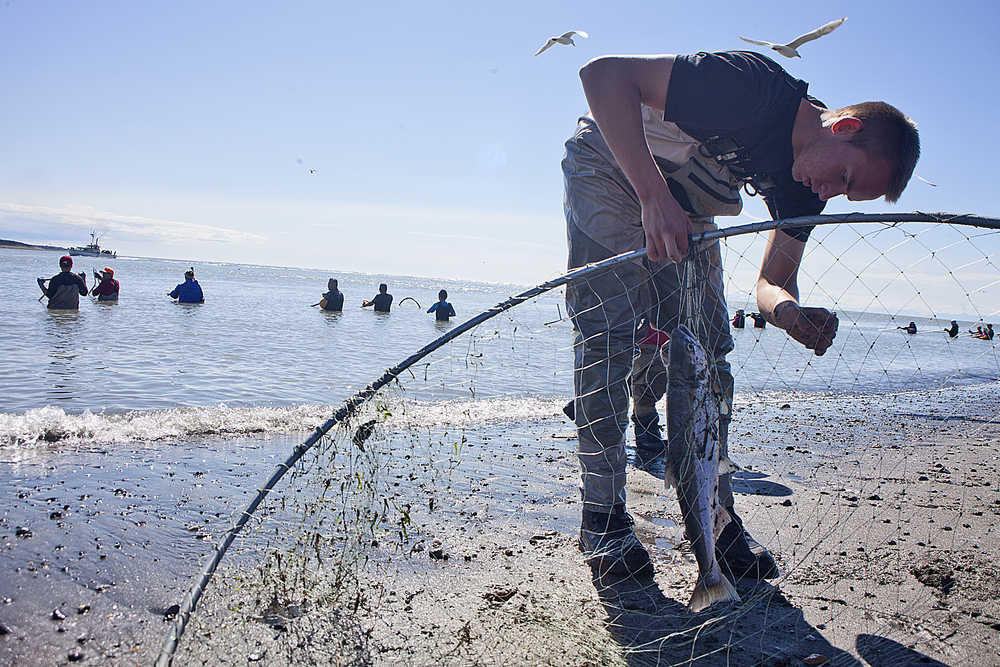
[
  {"xmin": 91, "ymin": 267, "xmax": 120, "ymax": 302},
  {"xmin": 37, "ymin": 255, "xmax": 88, "ymax": 310}
]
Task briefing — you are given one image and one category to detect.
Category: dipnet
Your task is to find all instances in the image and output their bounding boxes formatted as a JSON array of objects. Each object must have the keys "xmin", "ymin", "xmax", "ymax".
[{"xmin": 159, "ymin": 213, "xmax": 1000, "ymax": 666}]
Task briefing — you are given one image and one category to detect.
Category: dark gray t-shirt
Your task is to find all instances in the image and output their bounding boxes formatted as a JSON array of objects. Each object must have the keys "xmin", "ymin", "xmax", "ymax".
[
  {"xmin": 322, "ymin": 289, "xmax": 344, "ymax": 311},
  {"xmin": 664, "ymin": 51, "xmax": 826, "ymax": 240},
  {"xmin": 372, "ymin": 293, "xmax": 392, "ymax": 312}
]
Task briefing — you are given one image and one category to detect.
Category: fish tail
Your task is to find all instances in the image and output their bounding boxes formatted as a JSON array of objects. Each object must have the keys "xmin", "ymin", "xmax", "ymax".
[{"xmin": 688, "ymin": 570, "xmax": 740, "ymax": 613}]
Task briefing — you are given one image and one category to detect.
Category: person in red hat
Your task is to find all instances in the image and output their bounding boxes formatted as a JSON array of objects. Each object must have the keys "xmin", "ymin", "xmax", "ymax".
[
  {"xmin": 37, "ymin": 255, "xmax": 88, "ymax": 310},
  {"xmin": 90, "ymin": 266, "xmax": 120, "ymax": 302}
]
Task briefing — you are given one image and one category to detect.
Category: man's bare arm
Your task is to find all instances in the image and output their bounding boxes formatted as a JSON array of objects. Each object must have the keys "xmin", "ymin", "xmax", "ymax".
[
  {"xmin": 757, "ymin": 230, "xmax": 838, "ymax": 355},
  {"xmin": 578, "ymin": 55, "xmax": 691, "ymax": 262}
]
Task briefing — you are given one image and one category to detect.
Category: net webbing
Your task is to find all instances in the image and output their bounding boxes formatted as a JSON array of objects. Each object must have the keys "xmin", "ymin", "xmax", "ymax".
[{"xmin": 158, "ymin": 213, "xmax": 1000, "ymax": 666}]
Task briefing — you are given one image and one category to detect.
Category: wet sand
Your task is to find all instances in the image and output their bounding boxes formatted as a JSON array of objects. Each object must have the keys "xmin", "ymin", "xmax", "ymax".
[{"xmin": 2, "ymin": 385, "xmax": 998, "ymax": 665}]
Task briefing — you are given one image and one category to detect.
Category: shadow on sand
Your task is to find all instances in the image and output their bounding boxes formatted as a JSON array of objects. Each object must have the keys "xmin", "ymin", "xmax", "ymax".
[
  {"xmin": 731, "ymin": 470, "xmax": 793, "ymax": 498},
  {"xmin": 592, "ymin": 572, "xmax": 859, "ymax": 666},
  {"xmin": 630, "ymin": 453, "xmax": 794, "ymax": 499},
  {"xmin": 854, "ymin": 634, "xmax": 949, "ymax": 667}
]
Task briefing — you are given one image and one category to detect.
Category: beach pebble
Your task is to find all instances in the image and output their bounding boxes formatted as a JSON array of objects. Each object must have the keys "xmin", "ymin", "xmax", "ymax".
[
  {"xmin": 528, "ymin": 530, "xmax": 558, "ymax": 545},
  {"xmin": 51, "ymin": 608, "xmax": 66, "ymax": 621},
  {"xmin": 15, "ymin": 526, "xmax": 32, "ymax": 538},
  {"xmin": 803, "ymin": 654, "xmax": 828, "ymax": 666},
  {"xmin": 164, "ymin": 604, "xmax": 180, "ymax": 619},
  {"xmin": 0, "ymin": 622, "xmax": 10, "ymax": 635},
  {"xmin": 67, "ymin": 651, "xmax": 84, "ymax": 662},
  {"xmin": 482, "ymin": 586, "xmax": 518, "ymax": 605},
  {"xmin": 429, "ymin": 539, "xmax": 448, "ymax": 561},
  {"xmin": 77, "ymin": 604, "xmax": 90, "ymax": 615}
]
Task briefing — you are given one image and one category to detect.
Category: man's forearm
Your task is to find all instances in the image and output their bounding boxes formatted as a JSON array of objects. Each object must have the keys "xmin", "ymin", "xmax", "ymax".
[
  {"xmin": 757, "ymin": 229, "xmax": 805, "ymax": 330},
  {"xmin": 756, "ymin": 279, "xmax": 800, "ymax": 329}
]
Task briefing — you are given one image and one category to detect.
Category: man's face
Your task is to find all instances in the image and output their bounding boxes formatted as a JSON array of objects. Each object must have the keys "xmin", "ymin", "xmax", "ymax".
[{"xmin": 793, "ymin": 123, "xmax": 891, "ymax": 202}]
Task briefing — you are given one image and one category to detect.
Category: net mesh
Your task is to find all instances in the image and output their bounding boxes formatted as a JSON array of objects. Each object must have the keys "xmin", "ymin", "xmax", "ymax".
[{"xmin": 168, "ymin": 220, "xmax": 998, "ymax": 666}]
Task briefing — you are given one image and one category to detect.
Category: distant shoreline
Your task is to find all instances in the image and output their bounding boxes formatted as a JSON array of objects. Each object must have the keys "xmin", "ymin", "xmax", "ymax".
[{"xmin": 0, "ymin": 239, "xmax": 67, "ymax": 252}]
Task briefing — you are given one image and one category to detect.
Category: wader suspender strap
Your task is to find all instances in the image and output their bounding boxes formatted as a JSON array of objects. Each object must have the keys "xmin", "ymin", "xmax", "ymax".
[{"xmin": 699, "ymin": 135, "xmax": 780, "ymax": 200}]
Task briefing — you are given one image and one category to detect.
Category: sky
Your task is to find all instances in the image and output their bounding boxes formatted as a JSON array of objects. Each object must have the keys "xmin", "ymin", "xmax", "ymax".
[{"xmin": 1, "ymin": 0, "xmax": 998, "ymax": 289}]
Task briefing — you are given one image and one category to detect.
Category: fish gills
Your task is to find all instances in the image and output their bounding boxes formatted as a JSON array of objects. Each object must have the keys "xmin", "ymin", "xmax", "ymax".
[{"xmin": 663, "ymin": 325, "xmax": 740, "ymax": 612}]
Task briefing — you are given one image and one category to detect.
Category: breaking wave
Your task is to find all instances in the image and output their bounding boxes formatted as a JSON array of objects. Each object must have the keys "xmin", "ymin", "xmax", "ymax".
[{"xmin": 0, "ymin": 397, "xmax": 569, "ymax": 448}]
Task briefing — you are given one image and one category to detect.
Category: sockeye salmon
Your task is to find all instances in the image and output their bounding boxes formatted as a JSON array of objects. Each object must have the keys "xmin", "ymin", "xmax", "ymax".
[{"xmin": 663, "ymin": 324, "xmax": 740, "ymax": 612}]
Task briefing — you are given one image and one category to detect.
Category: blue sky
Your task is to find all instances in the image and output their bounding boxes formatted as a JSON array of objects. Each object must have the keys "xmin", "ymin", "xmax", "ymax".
[{"xmin": 2, "ymin": 1, "xmax": 998, "ymax": 287}]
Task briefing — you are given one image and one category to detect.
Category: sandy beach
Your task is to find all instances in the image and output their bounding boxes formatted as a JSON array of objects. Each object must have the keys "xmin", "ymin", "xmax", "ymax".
[{"xmin": 2, "ymin": 383, "xmax": 998, "ymax": 666}]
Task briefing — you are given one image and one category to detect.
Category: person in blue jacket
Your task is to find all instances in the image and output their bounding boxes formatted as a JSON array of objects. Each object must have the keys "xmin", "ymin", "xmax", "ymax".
[
  {"xmin": 169, "ymin": 268, "xmax": 205, "ymax": 303},
  {"xmin": 427, "ymin": 289, "xmax": 456, "ymax": 321}
]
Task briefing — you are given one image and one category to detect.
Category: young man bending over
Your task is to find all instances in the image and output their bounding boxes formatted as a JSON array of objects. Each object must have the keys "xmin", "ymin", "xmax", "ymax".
[{"xmin": 564, "ymin": 50, "xmax": 918, "ymax": 582}]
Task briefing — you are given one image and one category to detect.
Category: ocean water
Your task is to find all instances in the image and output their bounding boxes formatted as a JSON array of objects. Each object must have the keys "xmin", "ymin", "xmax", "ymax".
[{"xmin": 1, "ymin": 246, "xmax": 997, "ymax": 450}]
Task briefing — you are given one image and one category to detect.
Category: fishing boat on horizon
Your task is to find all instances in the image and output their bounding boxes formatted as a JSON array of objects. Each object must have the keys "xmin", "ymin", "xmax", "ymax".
[{"xmin": 69, "ymin": 230, "xmax": 116, "ymax": 258}]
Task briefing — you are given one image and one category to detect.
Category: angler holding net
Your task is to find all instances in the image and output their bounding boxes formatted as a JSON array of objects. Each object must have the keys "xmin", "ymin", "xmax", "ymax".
[{"xmin": 563, "ymin": 50, "xmax": 920, "ymax": 584}]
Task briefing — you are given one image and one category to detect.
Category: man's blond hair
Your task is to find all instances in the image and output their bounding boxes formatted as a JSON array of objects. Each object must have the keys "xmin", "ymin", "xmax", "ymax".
[{"xmin": 827, "ymin": 102, "xmax": 919, "ymax": 203}]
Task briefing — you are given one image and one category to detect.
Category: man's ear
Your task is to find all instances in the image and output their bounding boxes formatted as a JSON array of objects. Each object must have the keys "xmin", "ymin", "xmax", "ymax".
[{"xmin": 830, "ymin": 116, "xmax": 862, "ymax": 135}]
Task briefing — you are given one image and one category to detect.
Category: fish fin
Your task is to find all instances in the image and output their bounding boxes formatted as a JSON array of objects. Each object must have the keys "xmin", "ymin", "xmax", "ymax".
[
  {"xmin": 664, "ymin": 466, "xmax": 678, "ymax": 490},
  {"xmin": 713, "ymin": 504, "xmax": 732, "ymax": 540},
  {"xmin": 688, "ymin": 571, "xmax": 740, "ymax": 613},
  {"xmin": 718, "ymin": 456, "xmax": 740, "ymax": 475}
]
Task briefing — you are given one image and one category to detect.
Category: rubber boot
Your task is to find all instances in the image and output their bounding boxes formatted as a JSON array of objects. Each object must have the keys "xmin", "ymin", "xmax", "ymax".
[
  {"xmin": 579, "ymin": 505, "xmax": 654, "ymax": 581},
  {"xmin": 716, "ymin": 508, "xmax": 779, "ymax": 581},
  {"xmin": 632, "ymin": 411, "xmax": 665, "ymax": 463}
]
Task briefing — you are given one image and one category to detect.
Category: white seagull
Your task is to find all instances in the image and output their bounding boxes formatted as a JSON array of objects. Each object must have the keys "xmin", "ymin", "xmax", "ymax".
[
  {"xmin": 534, "ymin": 30, "xmax": 588, "ymax": 56},
  {"xmin": 740, "ymin": 17, "xmax": 846, "ymax": 58}
]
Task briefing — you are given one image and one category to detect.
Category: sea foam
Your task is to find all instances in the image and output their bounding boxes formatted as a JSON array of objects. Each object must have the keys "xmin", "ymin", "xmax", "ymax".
[{"xmin": 0, "ymin": 397, "xmax": 568, "ymax": 448}]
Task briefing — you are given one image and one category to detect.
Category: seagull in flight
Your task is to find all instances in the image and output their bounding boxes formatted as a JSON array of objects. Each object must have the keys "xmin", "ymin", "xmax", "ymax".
[
  {"xmin": 740, "ymin": 17, "xmax": 846, "ymax": 58},
  {"xmin": 534, "ymin": 30, "xmax": 588, "ymax": 56}
]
